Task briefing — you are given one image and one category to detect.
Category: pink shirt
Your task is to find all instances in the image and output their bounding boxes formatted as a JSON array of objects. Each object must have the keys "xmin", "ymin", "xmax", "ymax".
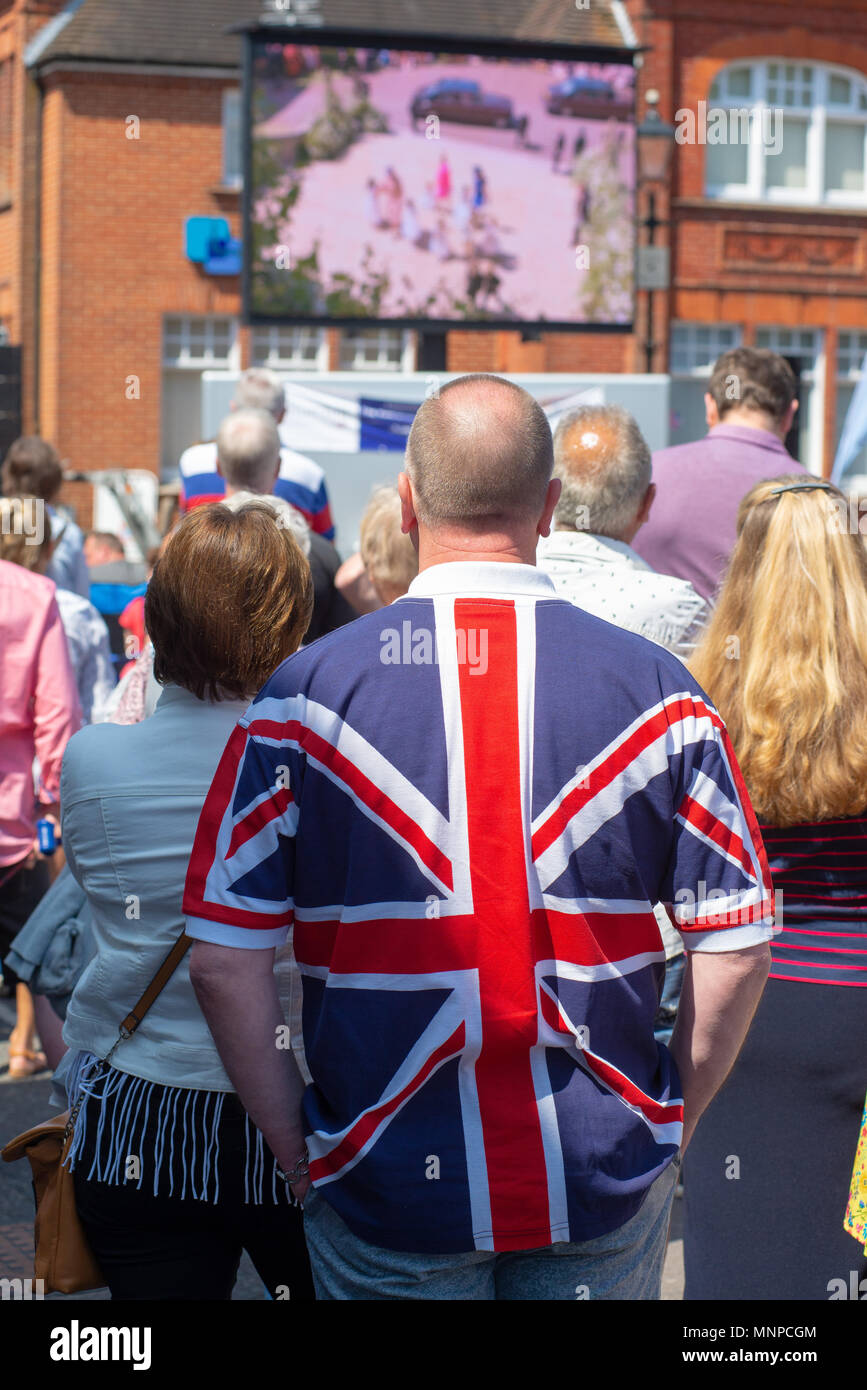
[{"xmin": 0, "ymin": 560, "xmax": 81, "ymax": 866}]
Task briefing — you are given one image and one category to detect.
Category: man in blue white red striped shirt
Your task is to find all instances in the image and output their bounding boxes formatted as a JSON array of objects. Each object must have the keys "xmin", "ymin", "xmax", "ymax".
[
  {"xmin": 185, "ymin": 374, "xmax": 775, "ymax": 1300},
  {"xmin": 178, "ymin": 367, "xmax": 335, "ymax": 540}
]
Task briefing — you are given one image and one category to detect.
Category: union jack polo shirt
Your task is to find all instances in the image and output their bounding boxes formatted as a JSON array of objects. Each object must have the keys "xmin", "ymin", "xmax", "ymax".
[{"xmin": 183, "ymin": 561, "xmax": 776, "ymax": 1254}]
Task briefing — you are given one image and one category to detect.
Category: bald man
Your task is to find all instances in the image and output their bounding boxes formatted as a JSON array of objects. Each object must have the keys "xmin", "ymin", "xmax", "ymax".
[
  {"xmin": 185, "ymin": 373, "xmax": 774, "ymax": 1301},
  {"xmin": 538, "ymin": 404, "xmax": 710, "ymax": 660},
  {"xmin": 214, "ymin": 408, "xmax": 355, "ymax": 644}
]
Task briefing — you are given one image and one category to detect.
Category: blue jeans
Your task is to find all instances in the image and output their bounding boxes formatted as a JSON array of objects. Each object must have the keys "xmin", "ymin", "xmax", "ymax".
[{"xmin": 302, "ymin": 1156, "xmax": 680, "ymax": 1300}]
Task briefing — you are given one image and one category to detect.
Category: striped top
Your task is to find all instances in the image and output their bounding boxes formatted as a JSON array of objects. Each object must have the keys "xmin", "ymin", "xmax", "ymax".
[{"xmin": 761, "ymin": 815, "xmax": 867, "ymax": 987}]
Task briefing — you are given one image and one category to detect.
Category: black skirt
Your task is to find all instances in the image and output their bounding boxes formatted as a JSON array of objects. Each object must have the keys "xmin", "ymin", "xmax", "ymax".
[
  {"xmin": 69, "ymin": 1062, "xmax": 315, "ymax": 1301},
  {"xmin": 683, "ymin": 976, "xmax": 867, "ymax": 1300}
]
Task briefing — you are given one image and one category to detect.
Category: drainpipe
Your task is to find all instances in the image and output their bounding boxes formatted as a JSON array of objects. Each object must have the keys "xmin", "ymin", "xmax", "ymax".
[{"xmin": 31, "ymin": 65, "xmax": 44, "ymax": 433}]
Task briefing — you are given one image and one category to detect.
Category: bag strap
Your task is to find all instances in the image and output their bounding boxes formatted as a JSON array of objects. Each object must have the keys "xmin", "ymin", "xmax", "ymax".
[
  {"xmin": 103, "ymin": 932, "xmax": 193, "ymax": 1067},
  {"xmin": 120, "ymin": 932, "xmax": 193, "ymax": 1037}
]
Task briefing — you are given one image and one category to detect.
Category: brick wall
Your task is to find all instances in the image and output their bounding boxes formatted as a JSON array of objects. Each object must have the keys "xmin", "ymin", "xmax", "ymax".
[
  {"xmin": 9, "ymin": 0, "xmax": 867, "ymax": 510},
  {"xmin": 34, "ymin": 71, "xmax": 241, "ymax": 519},
  {"xmin": 627, "ymin": 0, "xmax": 867, "ymax": 470}
]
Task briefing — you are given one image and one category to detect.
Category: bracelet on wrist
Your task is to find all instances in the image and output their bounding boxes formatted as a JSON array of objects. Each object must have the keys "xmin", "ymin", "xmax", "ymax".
[{"xmin": 276, "ymin": 1149, "xmax": 310, "ymax": 1186}]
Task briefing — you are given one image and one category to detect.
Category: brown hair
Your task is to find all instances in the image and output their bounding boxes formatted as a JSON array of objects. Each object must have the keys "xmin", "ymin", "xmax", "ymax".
[
  {"xmin": 146, "ymin": 502, "xmax": 313, "ymax": 702},
  {"xmin": 690, "ymin": 474, "xmax": 867, "ymax": 826},
  {"xmin": 707, "ymin": 348, "xmax": 797, "ymax": 426},
  {"xmin": 85, "ymin": 530, "xmax": 126, "ymax": 558},
  {"xmin": 1, "ymin": 437, "xmax": 64, "ymax": 503}
]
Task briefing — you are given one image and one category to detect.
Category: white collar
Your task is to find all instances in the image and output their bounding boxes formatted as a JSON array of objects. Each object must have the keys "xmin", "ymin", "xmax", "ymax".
[
  {"xmin": 402, "ymin": 561, "xmax": 557, "ymax": 600},
  {"xmin": 538, "ymin": 530, "xmax": 653, "ymax": 572}
]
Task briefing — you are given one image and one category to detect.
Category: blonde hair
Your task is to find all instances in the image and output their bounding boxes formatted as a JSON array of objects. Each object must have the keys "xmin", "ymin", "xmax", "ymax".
[
  {"xmin": 0, "ymin": 496, "xmax": 52, "ymax": 572},
  {"xmin": 359, "ymin": 486, "xmax": 418, "ymax": 602},
  {"xmin": 690, "ymin": 473, "xmax": 867, "ymax": 826}
]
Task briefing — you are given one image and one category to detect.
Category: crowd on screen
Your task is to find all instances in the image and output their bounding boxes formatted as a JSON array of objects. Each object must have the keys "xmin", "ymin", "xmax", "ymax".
[{"xmin": 1, "ymin": 354, "xmax": 865, "ymax": 1300}]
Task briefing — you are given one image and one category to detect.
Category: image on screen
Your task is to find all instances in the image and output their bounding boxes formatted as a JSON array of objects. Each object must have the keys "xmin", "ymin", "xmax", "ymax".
[{"xmin": 247, "ymin": 40, "xmax": 636, "ymax": 327}]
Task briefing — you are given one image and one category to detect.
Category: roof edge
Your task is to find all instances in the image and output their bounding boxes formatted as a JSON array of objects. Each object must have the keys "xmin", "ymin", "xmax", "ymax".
[
  {"xmin": 35, "ymin": 58, "xmax": 239, "ymax": 78},
  {"xmin": 23, "ymin": 0, "xmax": 88, "ymax": 69},
  {"xmin": 609, "ymin": 1, "xmax": 639, "ymax": 50}
]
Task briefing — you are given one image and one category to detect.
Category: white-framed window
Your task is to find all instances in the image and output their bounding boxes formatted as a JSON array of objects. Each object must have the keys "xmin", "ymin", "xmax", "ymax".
[
  {"xmin": 669, "ymin": 322, "xmax": 743, "ymax": 446},
  {"xmin": 670, "ymin": 322, "xmax": 743, "ymax": 375},
  {"xmin": 705, "ymin": 61, "xmax": 867, "ymax": 207},
  {"xmin": 161, "ymin": 316, "xmax": 239, "ymax": 480},
  {"xmin": 338, "ymin": 328, "xmax": 416, "ymax": 372},
  {"xmin": 250, "ymin": 325, "xmax": 328, "ymax": 370},
  {"xmin": 222, "ymin": 89, "xmax": 243, "ymax": 189},
  {"xmin": 162, "ymin": 315, "xmax": 239, "ymax": 368},
  {"xmin": 835, "ymin": 330, "xmax": 867, "ymax": 484},
  {"xmin": 755, "ymin": 326, "xmax": 824, "ymax": 474}
]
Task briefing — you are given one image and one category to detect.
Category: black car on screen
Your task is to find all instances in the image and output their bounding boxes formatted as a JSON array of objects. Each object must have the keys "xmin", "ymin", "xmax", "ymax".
[{"xmin": 410, "ymin": 79, "xmax": 516, "ymax": 129}]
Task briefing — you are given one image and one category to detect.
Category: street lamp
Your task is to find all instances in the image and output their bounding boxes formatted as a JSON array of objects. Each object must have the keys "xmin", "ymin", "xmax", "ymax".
[{"xmin": 636, "ymin": 90, "xmax": 676, "ymax": 374}]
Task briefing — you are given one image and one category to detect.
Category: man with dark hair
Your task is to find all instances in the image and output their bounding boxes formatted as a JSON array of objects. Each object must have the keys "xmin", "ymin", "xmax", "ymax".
[
  {"xmin": 633, "ymin": 346, "xmax": 805, "ymax": 602},
  {"xmin": 83, "ymin": 532, "xmax": 126, "ymax": 568},
  {"xmin": 184, "ymin": 372, "xmax": 775, "ymax": 1302},
  {"xmin": 1, "ymin": 436, "xmax": 89, "ymax": 598}
]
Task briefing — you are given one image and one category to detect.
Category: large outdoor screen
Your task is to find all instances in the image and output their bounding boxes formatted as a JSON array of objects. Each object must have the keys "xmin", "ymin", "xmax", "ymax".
[{"xmin": 245, "ymin": 37, "xmax": 636, "ymax": 330}]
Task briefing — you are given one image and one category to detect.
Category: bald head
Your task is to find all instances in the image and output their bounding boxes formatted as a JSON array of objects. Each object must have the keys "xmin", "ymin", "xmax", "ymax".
[
  {"xmin": 405, "ymin": 374, "xmax": 554, "ymax": 527},
  {"xmin": 552, "ymin": 404, "xmax": 651, "ymax": 540},
  {"xmin": 216, "ymin": 408, "xmax": 281, "ymax": 495}
]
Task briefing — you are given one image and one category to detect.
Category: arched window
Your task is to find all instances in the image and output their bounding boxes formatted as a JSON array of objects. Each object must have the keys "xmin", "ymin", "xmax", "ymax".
[{"xmin": 704, "ymin": 61, "xmax": 867, "ymax": 206}]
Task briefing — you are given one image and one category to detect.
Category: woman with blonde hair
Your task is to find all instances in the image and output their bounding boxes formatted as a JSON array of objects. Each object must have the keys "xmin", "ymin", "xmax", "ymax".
[{"xmin": 683, "ymin": 473, "xmax": 867, "ymax": 1300}]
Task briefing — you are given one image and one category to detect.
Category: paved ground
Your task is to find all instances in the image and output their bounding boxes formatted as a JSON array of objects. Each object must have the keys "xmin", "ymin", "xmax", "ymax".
[
  {"xmin": 0, "ymin": 994, "xmax": 265, "ymax": 1301},
  {"xmin": 0, "ymin": 992, "xmax": 684, "ymax": 1300}
]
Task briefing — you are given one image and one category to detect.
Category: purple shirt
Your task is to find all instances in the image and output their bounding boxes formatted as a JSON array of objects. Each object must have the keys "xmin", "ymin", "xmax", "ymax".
[{"xmin": 633, "ymin": 424, "xmax": 804, "ymax": 602}]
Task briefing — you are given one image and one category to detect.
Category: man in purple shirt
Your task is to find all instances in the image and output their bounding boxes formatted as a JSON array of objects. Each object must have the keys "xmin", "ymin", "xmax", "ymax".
[{"xmin": 633, "ymin": 348, "xmax": 804, "ymax": 602}]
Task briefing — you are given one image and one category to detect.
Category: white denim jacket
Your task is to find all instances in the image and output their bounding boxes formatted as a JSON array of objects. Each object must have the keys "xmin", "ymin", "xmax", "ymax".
[{"xmin": 60, "ymin": 683, "xmax": 307, "ymax": 1092}]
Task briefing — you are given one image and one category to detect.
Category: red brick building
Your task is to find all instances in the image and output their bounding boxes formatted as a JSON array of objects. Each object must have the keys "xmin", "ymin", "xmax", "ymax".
[{"xmin": 1, "ymin": 0, "xmax": 866, "ymax": 512}]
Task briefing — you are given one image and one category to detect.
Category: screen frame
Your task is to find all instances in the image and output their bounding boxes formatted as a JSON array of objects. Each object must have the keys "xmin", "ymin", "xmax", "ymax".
[{"xmin": 241, "ymin": 25, "xmax": 638, "ymax": 334}]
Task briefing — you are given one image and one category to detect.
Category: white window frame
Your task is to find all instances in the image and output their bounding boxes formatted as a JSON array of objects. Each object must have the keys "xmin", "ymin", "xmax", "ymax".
[
  {"xmin": 162, "ymin": 315, "xmax": 240, "ymax": 369},
  {"xmin": 222, "ymin": 88, "xmax": 243, "ymax": 190},
  {"xmin": 705, "ymin": 60, "xmax": 867, "ymax": 209},
  {"xmin": 834, "ymin": 331, "xmax": 867, "ymax": 483},
  {"xmin": 338, "ymin": 328, "xmax": 416, "ymax": 372},
  {"xmin": 668, "ymin": 323, "xmax": 743, "ymax": 446},
  {"xmin": 669, "ymin": 322, "xmax": 743, "ymax": 377},
  {"xmin": 837, "ymin": 329, "xmax": 867, "ymax": 380},
  {"xmin": 250, "ymin": 325, "xmax": 329, "ymax": 371}
]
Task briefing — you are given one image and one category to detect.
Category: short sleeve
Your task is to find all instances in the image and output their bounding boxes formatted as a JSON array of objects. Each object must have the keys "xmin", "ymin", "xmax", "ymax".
[
  {"xmin": 659, "ymin": 692, "xmax": 777, "ymax": 952},
  {"xmin": 183, "ymin": 717, "xmax": 299, "ymax": 949}
]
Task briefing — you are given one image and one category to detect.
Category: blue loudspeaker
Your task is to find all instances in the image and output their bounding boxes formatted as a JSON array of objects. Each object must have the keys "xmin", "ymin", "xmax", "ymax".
[{"xmin": 184, "ymin": 216, "xmax": 230, "ymax": 264}]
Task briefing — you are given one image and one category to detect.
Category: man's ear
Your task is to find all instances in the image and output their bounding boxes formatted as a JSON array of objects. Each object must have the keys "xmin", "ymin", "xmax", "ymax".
[
  {"xmin": 636, "ymin": 481, "xmax": 656, "ymax": 527},
  {"xmin": 704, "ymin": 392, "xmax": 719, "ymax": 429},
  {"xmin": 538, "ymin": 477, "xmax": 561, "ymax": 539},
  {"xmin": 216, "ymin": 457, "xmax": 224, "ymax": 480},
  {"xmin": 397, "ymin": 471, "xmax": 418, "ymax": 537}
]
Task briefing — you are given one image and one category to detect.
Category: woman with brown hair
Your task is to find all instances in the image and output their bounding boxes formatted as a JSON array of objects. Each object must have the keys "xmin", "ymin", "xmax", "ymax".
[
  {"xmin": 682, "ymin": 474, "xmax": 867, "ymax": 1300},
  {"xmin": 56, "ymin": 502, "xmax": 316, "ymax": 1300}
]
